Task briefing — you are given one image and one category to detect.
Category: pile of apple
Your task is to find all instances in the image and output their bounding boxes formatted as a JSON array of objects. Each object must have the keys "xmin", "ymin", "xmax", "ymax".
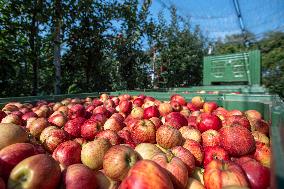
[{"xmin": 0, "ymin": 93, "xmax": 272, "ymax": 189}]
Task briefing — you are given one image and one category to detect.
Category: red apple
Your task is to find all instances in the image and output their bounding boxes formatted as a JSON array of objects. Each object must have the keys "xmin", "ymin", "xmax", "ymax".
[
  {"xmin": 187, "ymin": 115, "xmax": 198, "ymax": 128},
  {"xmin": 223, "ymin": 115, "xmax": 250, "ymax": 130},
  {"xmin": 119, "ymin": 160, "xmax": 174, "ymax": 189},
  {"xmin": 64, "ymin": 117, "xmax": 86, "ymax": 138},
  {"xmin": 22, "ymin": 112, "xmax": 38, "ymax": 122},
  {"xmin": 8, "ymin": 154, "xmax": 61, "ymax": 189},
  {"xmin": 133, "ymin": 98, "xmax": 144, "ymax": 107},
  {"xmin": 52, "ymin": 140, "xmax": 82, "ymax": 167},
  {"xmin": 90, "ymin": 113, "xmax": 108, "ymax": 125},
  {"xmin": 95, "ymin": 130, "xmax": 121, "ymax": 145},
  {"xmin": 95, "ymin": 170, "xmax": 120, "ymax": 189},
  {"xmin": 62, "ymin": 163, "xmax": 98, "ymax": 189},
  {"xmin": 165, "ymin": 112, "xmax": 188, "ymax": 129},
  {"xmin": 156, "ymin": 125, "xmax": 183, "ymax": 149},
  {"xmin": 244, "ymin": 110, "xmax": 262, "ymax": 123},
  {"xmin": 134, "ymin": 143, "xmax": 162, "ymax": 160},
  {"xmin": 201, "ymin": 129, "xmax": 221, "ymax": 147},
  {"xmin": 0, "ymin": 123, "xmax": 28, "ymax": 150},
  {"xmin": 212, "ymin": 107, "xmax": 228, "ymax": 122},
  {"xmin": 118, "ymin": 128, "xmax": 135, "ymax": 148},
  {"xmin": 68, "ymin": 104, "xmax": 86, "ymax": 119},
  {"xmin": 183, "ymin": 139, "xmax": 204, "ymax": 166},
  {"xmin": 191, "ymin": 96, "xmax": 204, "ymax": 109},
  {"xmin": 235, "ymin": 157, "xmax": 270, "ymax": 189},
  {"xmin": 152, "ymin": 152, "xmax": 188, "ymax": 189},
  {"xmin": 198, "ymin": 114, "xmax": 222, "ymax": 133},
  {"xmin": 81, "ymin": 120, "xmax": 102, "ymax": 140},
  {"xmin": 81, "ymin": 138, "xmax": 112, "ymax": 170},
  {"xmin": 187, "ymin": 103, "xmax": 199, "ymax": 111},
  {"xmin": 0, "ymin": 177, "xmax": 4, "ymax": 189},
  {"xmin": 103, "ymin": 145, "xmax": 140, "ymax": 181},
  {"xmin": 180, "ymin": 108, "xmax": 191, "ymax": 118},
  {"xmin": 252, "ymin": 119, "xmax": 269, "ymax": 135},
  {"xmin": 131, "ymin": 119, "xmax": 156, "ymax": 144},
  {"xmin": 73, "ymin": 138, "xmax": 87, "ymax": 146},
  {"xmin": 111, "ymin": 113, "xmax": 124, "ymax": 123},
  {"xmin": 171, "ymin": 146, "xmax": 196, "ymax": 174},
  {"xmin": 28, "ymin": 117, "xmax": 49, "ymax": 138},
  {"xmin": 170, "ymin": 100, "xmax": 182, "ymax": 112},
  {"xmin": 203, "ymin": 146, "xmax": 230, "ymax": 166},
  {"xmin": 158, "ymin": 103, "xmax": 173, "ymax": 116},
  {"xmin": 143, "ymin": 106, "xmax": 160, "ymax": 119},
  {"xmin": 149, "ymin": 117, "xmax": 162, "ymax": 130},
  {"xmin": 179, "ymin": 126, "xmax": 201, "ymax": 143},
  {"xmin": 39, "ymin": 126, "xmax": 58, "ymax": 144},
  {"xmin": 220, "ymin": 125, "xmax": 255, "ymax": 156},
  {"xmin": 43, "ymin": 129, "xmax": 70, "ymax": 152},
  {"xmin": 204, "ymin": 160, "xmax": 249, "ymax": 189},
  {"xmin": 203, "ymin": 102, "xmax": 218, "ymax": 114},
  {"xmin": 228, "ymin": 110, "xmax": 243, "ymax": 116},
  {"xmin": 119, "ymin": 100, "xmax": 132, "ymax": 114},
  {"xmin": 0, "ymin": 143, "xmax": 39, "ymax": 181},
  {"xmin": 0, "ymin": 111, "xmax": 7, "ymax": 122},
  {"xmin": 104, "ymin": 99, "xmax": 115, "ymax": 108},
  {"xmin": 171, "ymin": 94, "xmax": 186, "ymax": 106}
]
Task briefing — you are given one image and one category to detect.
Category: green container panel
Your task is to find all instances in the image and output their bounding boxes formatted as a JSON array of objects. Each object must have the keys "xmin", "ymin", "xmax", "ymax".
[{"xmin": 203, "ymin": 50, "xmax": 261, "ymax": 85}]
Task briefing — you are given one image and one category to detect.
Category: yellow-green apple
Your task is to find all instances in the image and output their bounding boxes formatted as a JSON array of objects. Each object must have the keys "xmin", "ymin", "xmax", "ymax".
[
  {"xmin": 131, "ymin": 119, "xmax": 156, "ymax": 144},
  {"xmin": 180, "ymin": 108, "xmax": 191, "ymax": 118},
  {"xmin": 203, "ymin": 146, "xmax": 230, "ymax": 166},
  {"xmin": 220, "ymin": 125, "xmax": 255, "ymax": 156},
  {"xmin": 171, "ymin": 146, "xmax": 196, "ymax": 174},
  {"xmin": 186, "ymin": 177, "xmax": 205, "ymax": 189},
  {"xmin": 81, "ymin": 120, "xmax": 102, "ymax": 140},
  {"xmin": 62, "ymin": 163, "xmax": 98, "ymax": 189},
  {"xmin": 179, "ymin": 126, "xmax": 201, "ymax": 143},
  {"xmin": 0, "ymin": 123, "xmax": 28, "ymax": 150},
  {"xmin": 165, "ymin": 112, "xmax": 188, "ymax": 129},
  {"xmin": 183, "ymin": 139, "xmax": 204, "ymax": 166},
  {"xmin": 253, "ymin": 142, "xmax": 271, "ymax": 168},
  {"xmin": 29, "ymin": 117, "xmax": 49, "ymax": 138},
  {"xmin": 96, "ymin": 130, "xmax": 121, "ymax": 145},
  {"xmin": 100, "ymin": 93, "xmax": 109, "ymax": 102},
  {"xmin": 8, "ymin": 154, "xmax": 61, "ymax": 189},
  {"xmin": 235, "ymin": 156, "xmax": 270, "ymax": 189},
  {"xmin": 103, "ymin": 145, "xmax": 140, "ymax": 181},
  {"xmin": 191, "ymin": 96, "xmax": 204, "ymax": 109},
  {"xmin": 95, "ymin": 170, "xmax": 120, "ymax": 189},
  {"xmin": 143, "ymin": 106, "xmax": 160, "ymax": 119},
  {"xmin": 81, "ymin": 138, "xmax": 111, "ymax": 170},
  {"xmin": 201, "ymin": 129, "xmax": 221, "ymax": 147},
  {"xmin": 158, "ymin": 103, "xmax": 173, "ymax": 117},
  {"xmin": 119, "ymin": 160, "xmax": 174, "ymax": 189},
  {"xmin": 64, "ymin": 117, "xmax": 86, "ymax": 138},
  {"xmin": 204, "ymin": 160, "xmax": 249, "ymax": 189},
  {"xmin": 134, "ymin": 143, "xmax": 162, "ymax": 160},
  {"xmin": 1, "ymin": 114, "xmax": 23, "ymax": 125},
  {"xmin": 103, "ymin": 118, "xmax": 124, "ymax": 132},
  {"xmin": 251, "ymin": 131, "xmax": 270, "ymax": 146},
  {"xmin": 152, "ymin": 151, "xmax": 188, "ymax": 189},
  {"xmin": 0, "ymin": 143, "xmax": 39, "ymax": 181},
  {"xmin": 171, "ymin": 94, "xmax": 186, "ymax": 106},
  {"xmin": 244, "ymin": 110, "xmax": 262, "ymax": 124},
  {"xmin": 52, "ymin": 102, "xmax": 63, "ymax": 111},
  {"xmin": 156, "ymin": 125, "xmax": 182, "ymax": 149},
  {"xmin": 73, "ymin": 138, "xmax": 87, "ymax": 146},
  {"xmin": 130, "ymin": 107, "xmax": 144, "ymax": 119},
  {"xmin": 52, "ymin": 140, "xmax": 82, "ymax": 167}
]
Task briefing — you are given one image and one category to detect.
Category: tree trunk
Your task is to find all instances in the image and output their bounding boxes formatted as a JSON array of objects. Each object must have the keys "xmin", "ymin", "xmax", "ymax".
[
  {"xmin": 53, "ymin": 0, "xmax": 62, "ymax": 94},
  {"xmin": 30, "ymin": 0, "xmax": 39, "ymax": 96}
]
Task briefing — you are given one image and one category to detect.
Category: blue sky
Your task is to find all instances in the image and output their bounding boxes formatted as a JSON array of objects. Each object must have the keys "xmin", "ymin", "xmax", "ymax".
[{"xmin": 147, "ymin": 0, "xmax": 284, "ymax": 40}]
